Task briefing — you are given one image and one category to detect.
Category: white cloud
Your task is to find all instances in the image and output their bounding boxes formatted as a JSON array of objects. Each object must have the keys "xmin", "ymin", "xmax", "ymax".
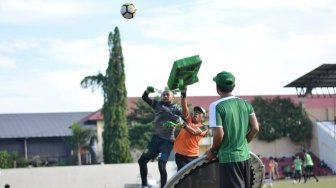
[
  {"xmin": 0, "ymin": 56, "xmax": 17, "ymax": 69},
  {"xmin": 0, "ymin": 69, "xmax": 103, "ymax": 113},
  {"xmin": 47, "ymin": 36, "xmax": 109, "ymax": 67},
  {"xmin": 0, "ymin": 38, "xmax": 40, "ymax": 53},
  {"xmin": 0, "ymin": 0, "xmax": 106, "ymax": 24}
]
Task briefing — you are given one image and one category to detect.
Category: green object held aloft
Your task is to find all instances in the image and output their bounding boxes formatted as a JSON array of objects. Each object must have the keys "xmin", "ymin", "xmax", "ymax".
[{"xmin": 167, "ymin": 55, "xmax": 202, "ymax": 90}]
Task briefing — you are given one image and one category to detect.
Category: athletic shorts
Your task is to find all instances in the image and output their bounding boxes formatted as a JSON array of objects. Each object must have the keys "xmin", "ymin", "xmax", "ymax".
[{"xmin": 141, "ymin": 135, "xmax": 173, "ymax": 162}]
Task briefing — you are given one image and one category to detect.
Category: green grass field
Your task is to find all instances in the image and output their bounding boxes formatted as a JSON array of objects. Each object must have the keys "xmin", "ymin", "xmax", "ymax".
[{"xmin": 262, "ymin": 176, "xmax": 336, "ymax": 188}]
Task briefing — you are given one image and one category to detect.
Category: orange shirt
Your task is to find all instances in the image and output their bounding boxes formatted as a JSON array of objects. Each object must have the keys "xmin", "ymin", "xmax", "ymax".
[
  {"xmin": 268, "ymin": 160, "xmax": 275, "ymax": 172},
  {"xmin": 173, "ymin": 116, "xmax": 207, "ymax": 157}
]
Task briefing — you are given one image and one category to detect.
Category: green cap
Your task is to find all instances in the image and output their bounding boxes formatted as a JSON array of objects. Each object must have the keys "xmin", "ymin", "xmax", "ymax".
[{"xmin": 213, "ymin": 71, "xmax": 235, "ymax": 87}]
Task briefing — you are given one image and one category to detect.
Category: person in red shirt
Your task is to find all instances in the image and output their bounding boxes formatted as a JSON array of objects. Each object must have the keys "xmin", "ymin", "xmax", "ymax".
[{"xmin": 173, "ymin": 88, "xmax": 208, "ymax": 171}]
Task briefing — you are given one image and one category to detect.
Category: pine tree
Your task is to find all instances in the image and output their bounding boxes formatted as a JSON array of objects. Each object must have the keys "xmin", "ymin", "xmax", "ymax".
[{"xmin": 81, "ymin": 27, "xmax": 132, "ymax": 163}]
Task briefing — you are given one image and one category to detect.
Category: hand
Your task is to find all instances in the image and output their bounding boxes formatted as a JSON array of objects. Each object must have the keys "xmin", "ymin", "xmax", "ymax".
[
  {"xmin": 205, "ymin": 149, "xmax": 217, "ymax": 161},
  {"xmin": 146, "ymin": 86, "xmax": 155, "ymax": 93},
  {"xmin": 180, "ymin": 87, "xmax": 187, "ymax": 98}
]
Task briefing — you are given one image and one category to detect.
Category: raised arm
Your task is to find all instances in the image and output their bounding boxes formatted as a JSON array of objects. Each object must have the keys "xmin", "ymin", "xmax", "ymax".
[
  {"xmin": 180, "ymin": 89, "xmax": 189, "ymax": 119},
  {"xmin": 142, "ymin": 86, "xmax": 155, "ymax": 106},
  {"xmin": 180, "ymin": 89, "xmax": 204, "ymax": 135}
]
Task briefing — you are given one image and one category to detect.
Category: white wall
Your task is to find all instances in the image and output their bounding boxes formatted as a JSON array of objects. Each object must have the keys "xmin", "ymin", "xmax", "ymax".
[
  {"xmin": 316, "ymin": 122, "xmax": 336, "ymax": 173},
  {"xmin": 0, "ymin": 162, "xmax": 177, "ymax": 188},
  {"xmin": 249, "ymin": 137, "xmax": 303, "ymax": 158}
]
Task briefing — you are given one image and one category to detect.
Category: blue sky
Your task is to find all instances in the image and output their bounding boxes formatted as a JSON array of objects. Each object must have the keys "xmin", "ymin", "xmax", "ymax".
[{"xmin": 0, "ymin": 0, "xmax": 336, "ymax": 113}]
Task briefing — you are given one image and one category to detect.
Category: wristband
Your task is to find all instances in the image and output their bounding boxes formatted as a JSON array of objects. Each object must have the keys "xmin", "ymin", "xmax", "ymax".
[{"xmin": 182, "ymin": 124, "xmax": 187, "ymax": 129}]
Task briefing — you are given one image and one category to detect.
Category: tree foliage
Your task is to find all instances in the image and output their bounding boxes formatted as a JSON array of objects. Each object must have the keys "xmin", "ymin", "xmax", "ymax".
[
  {"xmin": 81, "ymin": 27, "xmax": 132, "ymax": 163},
  {"xmin": 0, "ymin": 150, "xmax": 28, "ymax": 168},
  {"xmin": 129, "ymin": 124, "xmax": 154, "ymax": 149},
  {"xmin": 128, "ymin": 99, "xmax": 155, "ymax": 125},
  {"xmin": 251, "ymin": 96, "xmax": 312, "ymax": 143},
  {"xmin": 127, "ymin": 98, "xmax": 155, "ymax": 149}
]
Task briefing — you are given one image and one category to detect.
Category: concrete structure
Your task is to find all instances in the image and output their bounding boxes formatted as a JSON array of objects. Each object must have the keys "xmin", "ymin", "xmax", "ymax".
[
  {"xmin": 0, "ymin": 161, "xmax": 177, "ymax": 188},
  {"xmin": 315, "ymin": 121, "xmax": 336, "ymax": 173}
]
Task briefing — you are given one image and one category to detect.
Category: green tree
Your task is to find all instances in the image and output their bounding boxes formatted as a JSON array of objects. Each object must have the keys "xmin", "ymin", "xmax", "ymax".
[
  {"xmin": 70, "ymin": 123, "xmax": 94, "ymax": 165},
  {"xmin": 81, "ymin": 27, "xmax": 132, "ymax": 163},
  {"xmin": 251, "ymin": 96, "xmax": 312, "ymax": 143},
  {"xmin": 0, "ymin": 150, "xmax": 11, "ymax": 168},
  {"xmin": 127, "ymin": 98, "xmax": 155, "ymax": 149},
  {"xmin": 128, "ymin": 99, "xmax": 155, "ymax": 126}
]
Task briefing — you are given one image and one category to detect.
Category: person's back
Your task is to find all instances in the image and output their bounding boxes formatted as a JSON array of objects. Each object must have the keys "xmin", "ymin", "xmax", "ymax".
[
  {"xmin": 304, "ymin": 152, "xmax": 313, "ymax": 166},
  {"xmin": 210, "ymin": 97, "xmax": 251, "ymax": 162},
  {"xmin": 206, "ymin": 71, "xmax": 259, "ymax": 188},
  {"xmin": 303, "ymin": 150, "xmax": 319, "ymax": 183}
]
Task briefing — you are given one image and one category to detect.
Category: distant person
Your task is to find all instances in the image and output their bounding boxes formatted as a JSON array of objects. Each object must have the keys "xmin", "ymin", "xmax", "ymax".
[
  {"xmin": 268, "ymin": 157, "xmax": 275, "ymax": 180},
  {"xmin": 274, "ymin": 158, "xmax": 279, "ymax": 179},
  {"xmin": 173, "ymin": 87, "xmax": 208, "ymax": 171},
  {"xmin": 138, "ymin": 86, "xmax": 182, "ymax": 188},
  {"xmin": 283, "ymin": 164, "xmax": 292, "ymax": 179},
  {"xmin": 4, "ymin": 184, "xmax": 10, "ymax": 188},
  {"xmin": 303, "ymin": 149, "xmax": 319, "ymax": 183},
  {"xmin": 205, "ymin": 71, "xmax": 260, "ymax": 188},
  {"xmin": 293, "ymin": 155, "xmax": 303, "ymax": 183}
]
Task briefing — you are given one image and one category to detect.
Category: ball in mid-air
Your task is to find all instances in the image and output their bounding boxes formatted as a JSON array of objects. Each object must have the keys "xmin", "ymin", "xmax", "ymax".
[{"xmin": 120, "ymin": 3, "xmax": 137, "ymax": 19}]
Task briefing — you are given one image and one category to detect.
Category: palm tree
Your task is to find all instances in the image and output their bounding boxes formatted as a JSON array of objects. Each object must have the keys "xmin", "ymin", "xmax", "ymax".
[{"xmin": 70, "ymin": 123, "xmax": 94, "ymax": 165}]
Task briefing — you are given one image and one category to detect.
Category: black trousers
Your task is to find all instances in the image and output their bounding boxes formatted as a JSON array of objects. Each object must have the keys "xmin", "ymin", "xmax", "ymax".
[
  {"xmin": 175, "ymin": 153, "xmax": 198, "ymax": 171},
  {"xmin": 219, "ymin": 159, "xmax": 251, "ymax": 188}
]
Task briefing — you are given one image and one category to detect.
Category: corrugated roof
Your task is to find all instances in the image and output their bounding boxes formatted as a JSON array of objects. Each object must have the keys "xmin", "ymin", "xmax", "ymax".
[
  {"xmin": 285, "ymin": 64, "xmax": 336, "ymax": 88},
  {"xmin": 0, "ymin": 112, "xmax": 92, "ymax": 138}
]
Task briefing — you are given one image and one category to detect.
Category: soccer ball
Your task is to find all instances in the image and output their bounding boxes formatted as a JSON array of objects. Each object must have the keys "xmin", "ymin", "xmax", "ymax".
[{"xmin": 120, "ymin": 3, "xmax": 137, "ymax": 19}]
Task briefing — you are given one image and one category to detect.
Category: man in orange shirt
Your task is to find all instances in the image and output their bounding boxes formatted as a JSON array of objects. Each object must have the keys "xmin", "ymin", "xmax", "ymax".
[
  {"xmin": 268, "ymin": 157, "xmax": 275, "ymax": 180},
  {"xmin": 173, "ymin": 88, "xmax": 208, "ymax": 171}
]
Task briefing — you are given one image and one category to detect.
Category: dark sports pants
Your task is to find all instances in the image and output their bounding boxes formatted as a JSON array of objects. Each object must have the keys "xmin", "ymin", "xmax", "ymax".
[
  {"xmin": 175, "ymin": 153, "xmax": 198, "ymax": 171},
  {"xmin": 219, "ymin": 159, "xmax": 251, "ymax": 188},
  {"xmin": 138, "ymin": 135, "xmax": 173, "ymax": 188}
]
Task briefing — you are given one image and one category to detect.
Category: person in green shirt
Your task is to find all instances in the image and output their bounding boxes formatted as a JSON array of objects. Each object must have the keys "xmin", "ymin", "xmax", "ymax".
[
  {"xmin": 205, "ymin": 71, "xmax": 260, "ymax": 188},
  {"xmin": 283, "ymin": 165, "xmax": 292, "ymax": 179},
  {"xmin": 303, "ymin": 150, "xmax": 319, "ymax": 183},
  {"xmin": 293, "ymin": 155, "xmax": 303, "ymax": 183}
]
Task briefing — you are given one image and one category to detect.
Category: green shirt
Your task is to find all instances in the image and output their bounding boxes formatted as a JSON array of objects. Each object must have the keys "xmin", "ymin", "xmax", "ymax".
[
  {"xmin": 209, "ymin": 96, "xmax": 254, "ymax": 163},
  {"xmin": 294, "ymin": 158, "xmax": 302, "ymax": 171},
  {"xmin": 305, "ymin": 153, "xmax": 314, "ymax": 166}
]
